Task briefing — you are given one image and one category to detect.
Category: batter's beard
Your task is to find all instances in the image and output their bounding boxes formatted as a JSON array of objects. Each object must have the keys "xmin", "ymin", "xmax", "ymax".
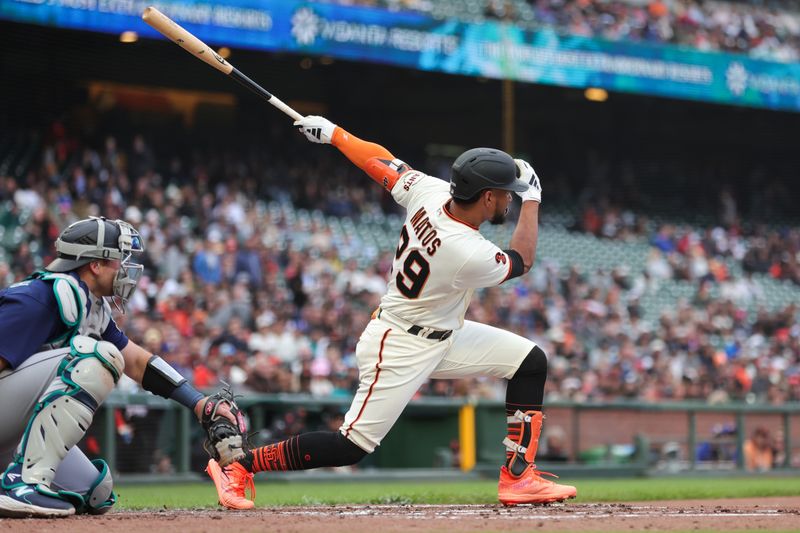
[{"xmin": 489, "ymin": 206, "xmax": 508, "ymax": 225}]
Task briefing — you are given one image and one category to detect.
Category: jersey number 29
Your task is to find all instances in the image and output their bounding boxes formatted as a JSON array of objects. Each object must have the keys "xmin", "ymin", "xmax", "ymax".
[{"xmin": 395, "ymin": 226, "xmax": 430, "ymax": 299}]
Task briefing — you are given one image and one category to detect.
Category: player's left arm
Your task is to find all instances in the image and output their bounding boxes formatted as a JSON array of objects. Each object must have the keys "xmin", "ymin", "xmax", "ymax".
[
  {"xmin": 507, "ymin": 201, "xmax": 540, "ymax": 276},
  {"xmin": 120, "ymin": 339, "xmax": 245, "ymax": 465},
  {"xmin": 507, "ymin": 159, "xmax": 542, "ymax": 276},
  {"xmin": 102, "ymin": 313, "xmax": 210, "ymax": 418},
  {"xmin": 118, "ymin": 338, "xmax": 236, "ymax": 423},
  {"xmin": 455, "ymin": 159, "xmax": 541, "ymax": 287},
  {"xmin": 294, "ymin": 115, "xmax": 411, "ymax": 191}
]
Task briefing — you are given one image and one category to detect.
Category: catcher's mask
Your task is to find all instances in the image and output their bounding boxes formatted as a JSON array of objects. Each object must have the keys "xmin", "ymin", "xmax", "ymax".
[{"xmin": 47, "ymin": 216, "xmax": 145, "ymax": 311}]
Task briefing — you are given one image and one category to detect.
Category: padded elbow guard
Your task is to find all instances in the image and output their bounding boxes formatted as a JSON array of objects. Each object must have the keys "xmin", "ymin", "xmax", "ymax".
[{"xmin": 15, "ymin": 335, "xmax": 124, "ymax": 491}]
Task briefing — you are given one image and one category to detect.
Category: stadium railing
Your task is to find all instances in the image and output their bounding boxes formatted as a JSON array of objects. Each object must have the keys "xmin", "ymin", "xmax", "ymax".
[{"xmin": 95, "ymin": 392, "xmax": 799, "ymax": 480}]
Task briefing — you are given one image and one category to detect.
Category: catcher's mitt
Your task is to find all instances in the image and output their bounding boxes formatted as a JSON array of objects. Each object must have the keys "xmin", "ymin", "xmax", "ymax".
[{"xmin": 201, "ymin": 384, "xmax": 248, "ymax": 467}]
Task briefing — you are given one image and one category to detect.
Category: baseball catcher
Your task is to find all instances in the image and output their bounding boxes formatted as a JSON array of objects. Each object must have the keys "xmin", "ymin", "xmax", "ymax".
[
  {"xmin": 205, "ymin": 117, "xmax": 576, "ymax": 508},
  {"xmin": 0, "ymin": 217, "xmax": 245, "ymax": 517}
]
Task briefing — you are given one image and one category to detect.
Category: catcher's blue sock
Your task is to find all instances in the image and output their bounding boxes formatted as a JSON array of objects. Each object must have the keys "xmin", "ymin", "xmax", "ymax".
[
  {"xmin": 242, "ymin": 431, "xmax": 367, "ymax": 473},
  {"xmin": 505, "ymin": 346, "xmax": 547, "ymax": 466}
]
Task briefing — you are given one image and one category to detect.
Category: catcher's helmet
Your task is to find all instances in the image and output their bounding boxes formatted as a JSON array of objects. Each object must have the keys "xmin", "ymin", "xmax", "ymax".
[
  {"xmin": 449, "ymin": 148, "xmax": 529, "ymax": 201},
  {"xmin": 46, "ymin": 217, "xmax": 145, "ymax": 306},
  {"xmin": 47, "ymin": 217, "xmax": 144, "ymax": 272}
]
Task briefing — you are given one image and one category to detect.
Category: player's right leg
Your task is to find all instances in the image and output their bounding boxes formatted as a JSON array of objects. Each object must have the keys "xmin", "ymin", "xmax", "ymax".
[
  {"xmin": 0, "ymin": 335, "xmax": 124, "ymax": 517},
  {"xmin": 210, "ymin": 319, "xmax": 449, "ymax": 509},
  {"xmin": 0, "ymin": 347, "xmax": 73, "ymax": 517},
  {"xmin": 431, "ymin": 321, "xmax": 576, "ymax": 505},
  {"xmin": 0, "ymin": 349, "xmax": 69, "ymax": 456}
]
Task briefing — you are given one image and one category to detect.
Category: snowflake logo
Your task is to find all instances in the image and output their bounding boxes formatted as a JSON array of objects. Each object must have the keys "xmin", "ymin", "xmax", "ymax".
[
  {"xmin": 291, "ymin": 7, "xmax": 320, "ymax": 46},
  {"xmin": 726, "ymin": 62, "xmax": 748, "ymax": 97}
]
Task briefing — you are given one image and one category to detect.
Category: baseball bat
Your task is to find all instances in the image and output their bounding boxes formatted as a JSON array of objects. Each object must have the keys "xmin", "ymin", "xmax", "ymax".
[{"xmin": 141, "ymin": 6, "xmax": 303, "ymax": 121}]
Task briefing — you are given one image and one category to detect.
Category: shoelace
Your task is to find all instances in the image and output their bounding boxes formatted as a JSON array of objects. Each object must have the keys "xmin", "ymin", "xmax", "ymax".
[
  {"xmin": 243, "ymin": 472, "xmax": 256, "ymax": 500},
  {"xmin": 225, "ymin": 467, "xmax": 257, "ymax": 500},
  {"xmin": 529, "ymin": 464, "xmax": 559, "ymax": 482}
]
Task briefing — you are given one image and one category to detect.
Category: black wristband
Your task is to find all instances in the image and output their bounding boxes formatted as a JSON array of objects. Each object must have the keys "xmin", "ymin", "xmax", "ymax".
[
  {"xmin": 171, "ymin": 381, "xmax": 205, "ymax": 411},
  {"xmin": 141, "ymin": 355, "xmax": 203, "ymax": 409}
]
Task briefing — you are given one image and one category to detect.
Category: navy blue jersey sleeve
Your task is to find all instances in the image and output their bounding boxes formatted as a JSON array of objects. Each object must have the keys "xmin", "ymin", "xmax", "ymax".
[
  {"xmin": 102, "ymin": 317, "xmax": 129, "ymax": 352},
  {"xmin": 0, "ymin": 292, "xmax": 65, "ymax": 369}
]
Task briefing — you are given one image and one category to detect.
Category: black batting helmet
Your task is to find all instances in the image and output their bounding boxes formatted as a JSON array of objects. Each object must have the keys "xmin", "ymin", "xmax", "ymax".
[{"xmin": 449, "ymin": 148, "xmax": 529, "ymax": 201}]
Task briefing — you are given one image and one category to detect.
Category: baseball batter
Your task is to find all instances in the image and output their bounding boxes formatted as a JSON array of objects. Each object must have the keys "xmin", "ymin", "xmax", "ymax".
[
  {"xmin": 207, "ymin": 116, "xmax": 576, "ymax": 507},
  {"xmin": 0, "ymin": 217, "xmax": 245, "ymax": 518}
]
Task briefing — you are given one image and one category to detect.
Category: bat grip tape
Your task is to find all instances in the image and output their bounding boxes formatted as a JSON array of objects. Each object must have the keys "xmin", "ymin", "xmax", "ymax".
[{"xmin": 230, "ymin": 68, "xmax": 273, "ymax": 101}]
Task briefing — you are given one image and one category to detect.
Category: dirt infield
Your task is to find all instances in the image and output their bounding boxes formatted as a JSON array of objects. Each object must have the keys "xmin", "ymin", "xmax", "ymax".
[{"xmin": 1, "ymin": 497, "xmax": 798, "ymax": 532}]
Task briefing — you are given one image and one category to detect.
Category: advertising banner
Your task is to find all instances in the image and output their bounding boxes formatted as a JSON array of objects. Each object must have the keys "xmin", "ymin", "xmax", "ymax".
[{"xmin": 2, "ymin": 0, "xmax": 799, "ymax": 112}]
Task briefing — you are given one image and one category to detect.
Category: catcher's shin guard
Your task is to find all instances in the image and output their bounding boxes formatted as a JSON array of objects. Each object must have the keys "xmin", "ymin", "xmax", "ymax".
[{"xmin": 3, "ymin": 336, "xmax": 123, "ymax": 501}]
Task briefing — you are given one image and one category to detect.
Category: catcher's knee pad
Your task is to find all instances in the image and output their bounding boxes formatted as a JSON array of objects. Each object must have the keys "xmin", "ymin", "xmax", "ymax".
[{"xmin": 17, "ymin": 335, "xmax": 124, "ymax": 488}]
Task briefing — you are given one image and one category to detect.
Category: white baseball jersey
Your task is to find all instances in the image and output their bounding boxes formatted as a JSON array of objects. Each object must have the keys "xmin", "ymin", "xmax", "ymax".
[{"xmin": 380, "ymin": 170, "xmax": 514, "ymax": 331}]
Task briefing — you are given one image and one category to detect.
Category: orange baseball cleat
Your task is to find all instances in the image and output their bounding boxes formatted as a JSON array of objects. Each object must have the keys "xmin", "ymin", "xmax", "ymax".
[
  {"xmin": 498, "ymin": 464, "xmax": 577, "ymax": 505},
  {"xmin": 498, "ymin": 410, "xmax": 577, "ymax": 505},
  {"xmin": 206, "ymin": 459, "xmax": 256, "ymax": 510}
]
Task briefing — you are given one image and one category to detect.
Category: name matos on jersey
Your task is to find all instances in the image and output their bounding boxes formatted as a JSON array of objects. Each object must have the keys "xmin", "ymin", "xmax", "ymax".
[
  {"xmin": 393, "ymin": 210, "xmax": 433, "ymax": 300},
  {"xmin": 381, "ymin": 172, "xmax": 515, "ymax": 330},
  {"xmin": 408, "ymin": 207, "xmax": 442, "ymax": 256}
]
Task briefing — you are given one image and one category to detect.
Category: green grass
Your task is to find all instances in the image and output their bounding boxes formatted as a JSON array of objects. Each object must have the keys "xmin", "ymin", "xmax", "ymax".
[{"xmin": 115, "ymin": 476, "xmax": 800, "ymax": 509}]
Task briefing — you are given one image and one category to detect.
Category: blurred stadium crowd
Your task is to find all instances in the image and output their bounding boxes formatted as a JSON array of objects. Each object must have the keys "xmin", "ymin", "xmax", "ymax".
[
  {"xmin": 1, "ymin": 118, "xmax": 798, "ymax": 409},
  {"xmin": 327, "ymin": 0, "xmax": 800, "ymax": 62}
]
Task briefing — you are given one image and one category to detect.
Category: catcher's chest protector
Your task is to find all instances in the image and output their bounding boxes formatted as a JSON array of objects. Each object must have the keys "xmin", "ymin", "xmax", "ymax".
[{"xmin": 33, "ymin": 272, "xmax": 114, "ymax": 349}]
